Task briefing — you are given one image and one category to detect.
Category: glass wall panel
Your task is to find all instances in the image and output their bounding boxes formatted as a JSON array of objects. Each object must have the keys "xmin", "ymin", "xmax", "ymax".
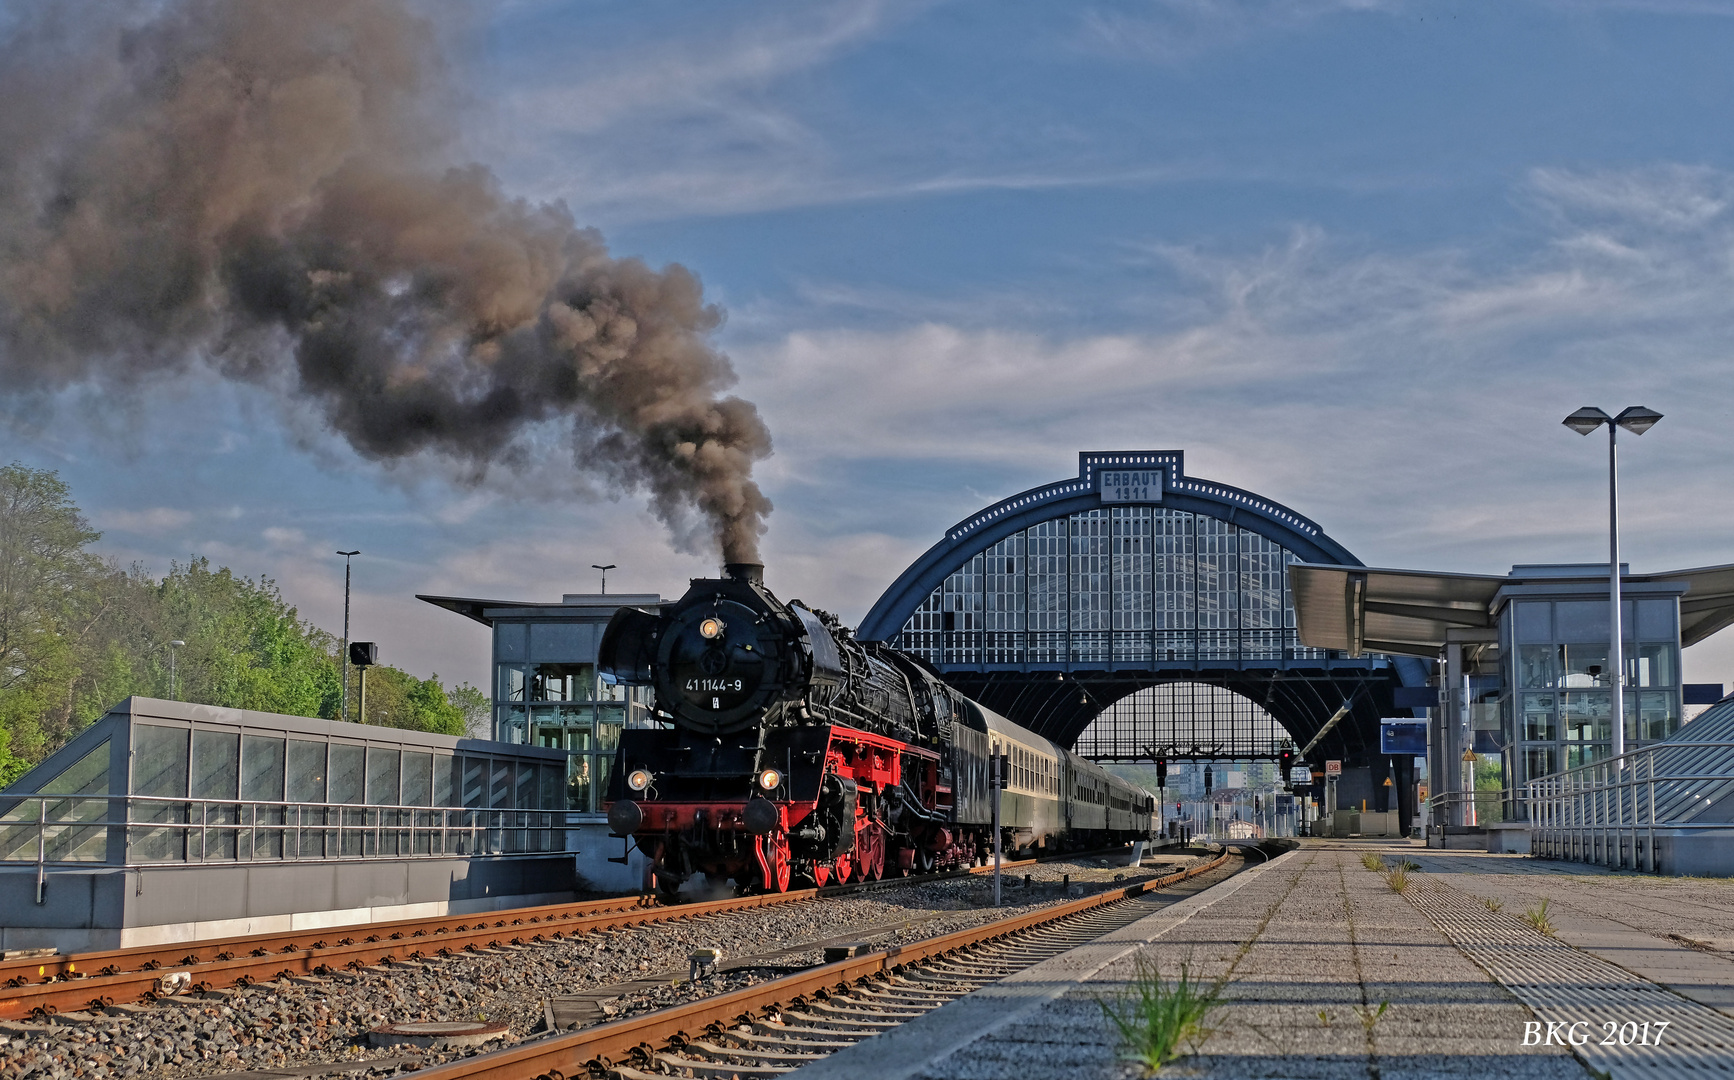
[
  {"xmin": 329, "ymin": 743, "xmax": 366, "ymax": 855},
  {"xmin": 1026, "ymin": 520, "xmax": 1068, "ymax": 662},
  {"xmin": 241, "ymin": 735, "xmax": 285, "ymax": 861},
  {"xmin": 402, "ymin": 752, "xmax": 432, "ymax": 806},
  {"xmin": 1070, "ymin": 511, "xmax": 1111, "ymax": 663},
  {"xmin": 433, "ymin": 754, "xmax": 454, "ymax": 807},
  {"xmin": 516, "ymin": 763, "xmax": 537, "ymax": 809},
  {"xmin": 490, "ymin": 760, "xmax": 514, "ymax": 808},
  {"xmin": 1561, "ymin": 643, "xmax": 1611, "ymax": 687},
  {"xmin": 191, "ymin": 730, "xmax": 239, "ymax": 861},
  {"xmin": 328, "ymin": 745, "xmax": 365, "ymax": 803},
  {"xmin": 497, "ymin": 665, "xmax": 526, "ymax": 703},
  {"xmin": 1522, "ymin": 694, "xmax": 1557, "ymax": 741},
  {"xmin": 1, "ymin": 738, "xmax": 112, "ymax": 863},
  {"xmin": 1111, "ymin": 507, "xmax": 1153, "ymax": 663},
  {"xmin": 943, "ymin": 554, "xmax": 984, "ymax": 664},
  {"xmin": 241, "ymin": 736, "xmax": 284, "ymax": 801},
  {"xmin": 286, "ymin": 739, "xmax": 327, "ymax": 858},
  {"xmin": 1241, "ymin": 532, "xmax": 1285, "ymax": 660},
  {"xmin": 1514, "ymin": 602, "xmax": 1552, "ymax": 643},
  {"xmin": 1561, "ymin": 692, "xmax": 1612, "ymax": 741},
  {"xmin": 1555, "ymin": 601, "xmax": 1609, "ymax": 643},
  {"xmin": 286, "ymin": 741, "xmax": 327, "ymax": 802},
  {"xmin": 898, "ymin": 587, "xmax": 944, "ymax": 663},
  {"xmin": 1154, "ymin": 511, "xmax": 1195, "ymax": 662},
  {"xmin": 531, "ymin": 663, "xmax": 595, "ymax": 702},
  {"xmin": 1639, "ymin": 691, "xmax": 1678, "ymax": 741},
  {"xmin": 1636, "ymin": 598, "xmax": 1678, "ymax": 641},
  {"xmin": 1517, "ymin": 645, "xmax": 1557, "ymax": 689},
  {"xmin": 1195, "ymin": 516, "xmax": 1238, "ymax": 660},
  {"xmin": 1635, "ymin": 644, "xmax": 1676, "ymax": 688},
  {"xmin": 984, "ymin": 533, "xmax": 1024, "ymax": 663},
  {"xmin": 460, "ymin": 756, "xmax": 487, "ymax": 808},
  {"xmin": 366, "ymin": 748, "xmax": 401, "ymax": 805},
  {"xmin": 1524, "ymin": 746, "xmax": 1557, "ymax": 780},
  {"xmin": 496, "ymin": 705, "xmax": 527, "ymax": 744}
]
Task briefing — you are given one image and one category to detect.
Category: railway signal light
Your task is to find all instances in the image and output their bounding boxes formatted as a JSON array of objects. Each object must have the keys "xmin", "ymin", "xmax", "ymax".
[
  {"xmin": 1278, "ymin": 746, "xmax": 1295, "ymax": 788},
  {"xmin": 1155, "ymin": 756, "xmax": 1168, "ymax": 790}
]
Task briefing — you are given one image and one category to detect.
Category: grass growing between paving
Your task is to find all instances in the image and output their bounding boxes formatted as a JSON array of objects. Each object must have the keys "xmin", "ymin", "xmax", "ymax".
[
  {"xmin": 1523, "ymin": 898, "xmax": 1557, "ymax": 936},
  {"xmin": 1099, "ymin": 957, "xmax": 1223, "ymax": 1074}
]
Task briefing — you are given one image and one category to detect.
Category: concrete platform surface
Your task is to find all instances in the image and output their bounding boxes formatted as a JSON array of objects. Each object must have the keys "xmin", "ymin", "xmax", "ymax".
[{"xmin": 790, "ymin": 842, "xmax": 1734, "ymax": 1079}]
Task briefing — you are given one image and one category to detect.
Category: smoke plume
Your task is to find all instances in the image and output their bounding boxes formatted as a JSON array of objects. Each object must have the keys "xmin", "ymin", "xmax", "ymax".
[{"xmin": 0, "ymin": 0, "xmax": 772, "ymax": 561}]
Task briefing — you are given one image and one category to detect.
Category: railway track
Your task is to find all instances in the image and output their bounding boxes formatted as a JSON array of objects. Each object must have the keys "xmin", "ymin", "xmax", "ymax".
[
  {"xmin": 0, "ymin": 846, "xmax": 1139, "ymax": 1021},
  {"xmin": 406, "ymin": 848, "xmax": 1236, "ymax": 1080}
]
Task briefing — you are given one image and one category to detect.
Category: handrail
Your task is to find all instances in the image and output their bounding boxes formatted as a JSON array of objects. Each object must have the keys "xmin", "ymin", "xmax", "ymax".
[
  {"xmin": 1523, "ymin": 737, "xmax": 1734, "ymax": 873},
  {"xmin": 0, "ymin": 792, "xmax": 575, "ymax": 890}
]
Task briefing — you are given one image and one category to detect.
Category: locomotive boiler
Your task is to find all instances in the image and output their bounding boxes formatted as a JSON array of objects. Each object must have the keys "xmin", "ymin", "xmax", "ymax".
[{"xmin": 598, "ymin": 563, "xmax": 1157, "ymax": 899}]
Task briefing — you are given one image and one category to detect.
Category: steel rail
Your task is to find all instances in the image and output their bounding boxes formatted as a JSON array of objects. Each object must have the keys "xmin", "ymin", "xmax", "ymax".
[
  {"xmin": 0, "ymin": 847, "xmax": 1092, "ymax": 1020},
  {"xmin": 407, "ymin": 849, "xmax": 1234, "ymax": 1080}
]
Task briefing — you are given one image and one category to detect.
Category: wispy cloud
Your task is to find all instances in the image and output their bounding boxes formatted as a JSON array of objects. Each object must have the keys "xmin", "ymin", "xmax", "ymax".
[
  {"xmin": 99, "ymin": 507, "xmax": 195, "ymax": 535},
  {"xmin": 1076, "ymin": 0, "xmax": 1399, "ymax": 64}
]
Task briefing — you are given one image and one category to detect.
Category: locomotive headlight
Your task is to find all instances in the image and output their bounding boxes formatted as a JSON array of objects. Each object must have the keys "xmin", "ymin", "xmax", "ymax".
[
  {"xmin": 757, "ymin": 768, "xmax": 782, "ymax": 791},
  {"xmin": 627, "ymin": 768, "xmax": 654, "ymax": 792},
  {"xmin": 699, "ymin": 616, "xmax": 725, "ymax": 640}
]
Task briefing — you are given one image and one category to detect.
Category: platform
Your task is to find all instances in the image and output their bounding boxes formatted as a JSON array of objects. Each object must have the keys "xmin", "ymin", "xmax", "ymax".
[{"xmin": 791, "ymin": 840, "xmax": 1734, "ymax": 1079}]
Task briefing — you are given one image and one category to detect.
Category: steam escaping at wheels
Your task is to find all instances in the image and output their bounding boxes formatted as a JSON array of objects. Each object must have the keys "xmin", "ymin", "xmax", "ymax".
[{"xmin": 599, "ymin": 563, "xmax": 1160, "ymax": 901}]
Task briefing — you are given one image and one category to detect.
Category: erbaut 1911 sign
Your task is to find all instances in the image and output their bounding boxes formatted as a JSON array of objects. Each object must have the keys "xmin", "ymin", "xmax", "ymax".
[{"xmin": 1099, "ymin": 468, "xmax": 1163, "ymax": 503}]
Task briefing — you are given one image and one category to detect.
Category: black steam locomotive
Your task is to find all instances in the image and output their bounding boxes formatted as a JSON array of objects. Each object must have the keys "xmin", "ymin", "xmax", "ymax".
[{"xmin": 598, "ymin": 563, "xmax": 1157, "ymax": 898}]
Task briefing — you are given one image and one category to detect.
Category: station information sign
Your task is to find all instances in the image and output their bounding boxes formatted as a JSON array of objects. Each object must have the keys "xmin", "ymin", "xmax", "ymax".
[
  {"xmin": 1098, "ymin": 469, "xmax": 1163, "ymax": 503},
  {"xmin": 1324, "ymin": 759, "xmax": 1342, "ymax": 778},
  {"xmin": 1379, "ymin": 718, "xmax": 1427, "ymax": 757},
  {"xmin": 1289, "ymin": 766, "xmax": 1313, "ymax": 785}
]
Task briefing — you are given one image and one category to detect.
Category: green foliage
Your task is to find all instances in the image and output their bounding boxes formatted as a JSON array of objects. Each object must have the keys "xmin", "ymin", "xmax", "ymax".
[
  {"xmin": 1523, "ymin": 898, "xmax": 1556, "ymax": 936},
  {"xmin": 1360, "ymin": 852, "xmax": 1386, "ymax": 872},
  {"xmin": 0, "ymin": 463, "xmax": 489, "ymax": 779},
  {"xmin": 1098, "ymin": 957, "xmax": 1222, "ymax": 1073}
]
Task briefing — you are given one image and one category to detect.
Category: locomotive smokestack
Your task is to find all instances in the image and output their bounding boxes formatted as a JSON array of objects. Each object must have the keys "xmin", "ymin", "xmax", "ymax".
[{"xmin": 724, "ymin": 562, "xmax": 765, "ymax": 585}]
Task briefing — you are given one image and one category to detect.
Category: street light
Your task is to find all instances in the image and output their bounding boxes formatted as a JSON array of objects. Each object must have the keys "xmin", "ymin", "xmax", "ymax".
[
  {"xmin": 168, "ymin": 640, "xmax": 185, "ymax": 699},
  {"xmin": 592, "ymin": 564, "xmax": 617, "ymax": 595},
  {"xmin": 1563, "ymin": 405, "xmax": 1663, "ymax": 762},
  {"xmin": 336, "ymin": 551, "xmax": 360, "ymax": 724}
]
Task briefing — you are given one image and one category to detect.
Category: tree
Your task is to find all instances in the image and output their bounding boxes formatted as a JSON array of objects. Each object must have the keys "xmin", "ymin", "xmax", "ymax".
[
  {"xmin": 449, "ymin": 683, "xmax": 491, "ymax": 739},
  {"xmin": 0, "ymin": 464, "xmax": 106, "ymax": 769},
  {"xmin": 0, "ymin": 464, "xmax": 491, "ymax": 782}
]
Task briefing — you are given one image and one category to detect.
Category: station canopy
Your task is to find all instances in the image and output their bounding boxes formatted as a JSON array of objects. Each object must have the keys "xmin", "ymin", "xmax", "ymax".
[{"xmin": 1290, "ymin": 562, "xmax": 1734, "ymax": 658}]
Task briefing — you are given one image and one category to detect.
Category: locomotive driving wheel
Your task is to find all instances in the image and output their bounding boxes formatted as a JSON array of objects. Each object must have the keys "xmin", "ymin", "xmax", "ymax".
[
  {"xmin": 753, "ymin": 830, "xmax": 792, "ymax": 893},
  {"xmin": 855, "ymin": 816, "xmax": 884, "ymax": 881}
]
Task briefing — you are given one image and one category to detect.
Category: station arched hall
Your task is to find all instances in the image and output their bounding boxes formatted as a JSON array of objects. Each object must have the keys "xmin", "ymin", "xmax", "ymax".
[{"xmin": 860, "ymin": 451, "xmax": 1430, "ymax": 780}]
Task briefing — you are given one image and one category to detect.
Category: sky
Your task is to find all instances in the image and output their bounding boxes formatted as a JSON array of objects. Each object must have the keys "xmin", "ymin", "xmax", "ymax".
[{"xmin": 8, "ymin": 0, "xmax": 1734, "ymax": 693}]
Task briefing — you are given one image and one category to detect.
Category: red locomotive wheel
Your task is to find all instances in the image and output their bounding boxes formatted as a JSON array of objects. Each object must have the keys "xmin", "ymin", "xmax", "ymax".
[
  {"xmin": 754, "ymin": 831, "xmax": 792, "ymax": 893},
  {"xmin": 857, "ymin": 817, "xmax": 885, "ymax": 881}
]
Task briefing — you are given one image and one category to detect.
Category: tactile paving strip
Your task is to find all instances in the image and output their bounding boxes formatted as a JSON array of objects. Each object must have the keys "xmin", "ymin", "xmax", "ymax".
[{"xmin": 1407, "ymin": 876, "xmax": 1734, "ymax": 1078}]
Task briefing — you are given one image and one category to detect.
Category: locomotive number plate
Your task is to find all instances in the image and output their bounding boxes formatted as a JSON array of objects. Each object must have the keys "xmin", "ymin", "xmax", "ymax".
[{"xmin": 686, "ymin": 678, "xmax": 744, "ymax": 693}]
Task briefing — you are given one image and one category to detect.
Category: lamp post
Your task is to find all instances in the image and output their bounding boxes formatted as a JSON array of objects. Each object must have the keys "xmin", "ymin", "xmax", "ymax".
[
  {"xmin": 592, "ymin": 564, "xmax": 616, "ymax": 595},
  {"xmin": 336, "ymin": 551, "xmax": 360, "ymax": 723},
  {"xmin": 168, "ymin": 640, "xmax": 185, "ymax": 699},
  {"xmin": 1563, "ymin": 406, "xmax": 1663, "ymax": 763}
]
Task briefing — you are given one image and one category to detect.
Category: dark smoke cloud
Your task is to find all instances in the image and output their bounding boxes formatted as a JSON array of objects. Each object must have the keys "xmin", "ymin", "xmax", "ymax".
[{"xmin": 0, "ymin": 0, "xmax": 772, "ymax": 561}]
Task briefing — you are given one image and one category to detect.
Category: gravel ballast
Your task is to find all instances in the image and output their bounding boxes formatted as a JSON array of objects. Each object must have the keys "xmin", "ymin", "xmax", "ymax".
[{"xmin": 0, "ymin": 850, "xmax": 1222, "ymax": 1080}]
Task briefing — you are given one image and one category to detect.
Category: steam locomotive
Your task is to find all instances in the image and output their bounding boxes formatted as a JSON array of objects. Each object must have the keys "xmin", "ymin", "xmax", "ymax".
[{"xmin": 598, "ymin": 563, "xmax": 1158, "ymax": 898}]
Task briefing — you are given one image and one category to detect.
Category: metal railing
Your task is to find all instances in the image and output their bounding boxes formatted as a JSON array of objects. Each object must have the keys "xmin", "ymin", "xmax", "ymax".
[
  {"xmin": 1426, "ymin": 788, "xmax": 1515, "ymax": 828},
  {"xmin": 1525, "ymin": 739, "xmax": 1734, "ymax": 873},
  {"xmin": 0, "ymin": 792, "xmax": 573, "ymax": 888}
]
